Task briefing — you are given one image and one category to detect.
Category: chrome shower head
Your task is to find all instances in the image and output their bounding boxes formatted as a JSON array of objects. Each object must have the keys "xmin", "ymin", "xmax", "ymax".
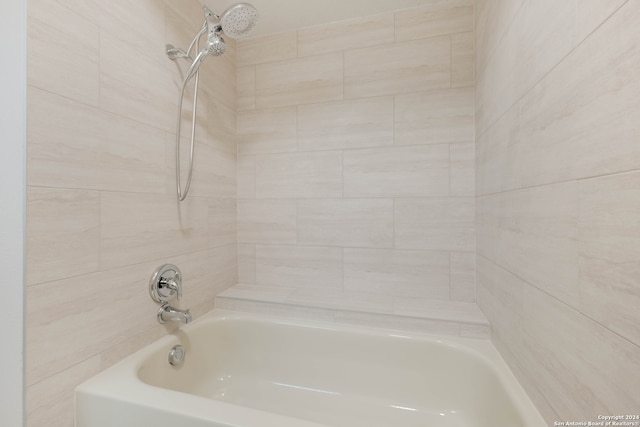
[
  {"xmin": 183, "ymin": 32, "xmax": 226, "ymax": 82},
  {"xmin": 206, "ymin": 32, "xmax": 227, "ymax": 56},
  {"xmin": 219, "ymin": 2, "xmax": 258, "ymax": 39}
]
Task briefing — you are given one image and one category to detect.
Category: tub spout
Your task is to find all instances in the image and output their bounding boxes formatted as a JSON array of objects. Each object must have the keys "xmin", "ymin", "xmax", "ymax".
[{"xmin": 158, "ymin": 304, "xmax": 192, "ymax": 324}]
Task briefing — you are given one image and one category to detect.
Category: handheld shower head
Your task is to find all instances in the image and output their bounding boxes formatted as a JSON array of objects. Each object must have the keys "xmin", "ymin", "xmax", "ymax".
[
  {"xmin": 219, "ymin": 3, "xmax": 258, "ymax": 39},
  {"xmin": 183, "ymin": 32, "xmax": 226, "ymax": 82}
]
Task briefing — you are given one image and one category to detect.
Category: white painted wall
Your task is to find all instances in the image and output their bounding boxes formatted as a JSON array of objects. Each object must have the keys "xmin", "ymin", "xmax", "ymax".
[{"xmin": 0, "ymin": 0, "xmax": 26, "ymax": 425}]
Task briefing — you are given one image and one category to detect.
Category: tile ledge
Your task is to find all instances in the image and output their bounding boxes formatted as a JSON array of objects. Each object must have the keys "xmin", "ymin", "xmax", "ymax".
[{"xmin": 217, "ymin": 283, "xmax": 489, "ymax": 329}]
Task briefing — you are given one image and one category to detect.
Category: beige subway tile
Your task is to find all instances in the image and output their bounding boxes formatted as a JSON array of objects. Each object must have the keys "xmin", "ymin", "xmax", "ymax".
[
  {"xmin": 395, "ymin": 198, "xmax": 475, "ymax": 251},
  {"xmin": 237, "ymin": 31, "xmax": 297, "ymax": 66},
  {"xmin": 450, "ymin": 142, "xmax": 475, "ymax": 197},
  {"xmin": 28, "ymin": 0, "xmax": 99, "ymax": 106},
  {"xmin": 578, "ymin": 171, "xmax": 640, "ymax": 346},
  {"xmin": 255, "ymin": 151, "xmax": 342, "ymax": 199},
  {"xmin": 520, "ymin": 285, "xmax": 640, "ymax": 419},
  {"xmin": 298, "ymin": 199, "xmax": 394, "ymax": 248},
  {"xmin": 298, "ymin": 97, "xmax": 394, "ymax": 151},
  {"xmin": 394, "ymin": 0, "xmax": 474, "ymax": 42},
  {"xmin": 237, "ymin": 106, "xmax": 297, "ymax": 155},
  {"xmin": 345, "ymin": 37, "xmax": 450, "ymax": 99},
  {"xmin": 343, "ymin": 145, "xmax": 449, "ymax": 197},
  {"xmin": 516, "ymin": 1, "xmax": 640, "ymax": 188},
  {"xmin": 255, "ymin": 53, "xmax": 343, "ymax": 108},
  {"xmin": 237, "ymin": 66, "xmax": 256, "ymax": 111},
  {"xmin": 27, "ymin": 355, "xmax": 101, "ymax": 427},
  {"xmin": 237, "ymin": 243, "xmax": 257, "ymax": 284},
  {"xmin": 450, "ymin": 252, "xmax": 475, "ymax": 302},
  {"xmin": 344, "ymin": 249, "xmax": 450, "ymax": 299},
  {"xmin": 26, "ymin": 261, "xmax": 161, "ymax": 385},
  {"xmin": 237, "ymin": 199, "xmax": 297, "ymax": 244},
  {"xmin": 395, "ymin": 86, "xmax": 474, "ymax": 145},
  {"xmin": 28, "ymin": 88, "xmax": 168, "ymax": 193},
  {"xmin": 100, "ymin": 192, "xmax": 211, "ymax": 269},
  {"xmin": 99, "ymin": 31, "xmax": 175, "ymax": 132},
  {"xmin": 237, "ymin": 155, "xmax": 256, "ymax": 199},
  {"xmin": 256, "ymin": 245, "xmax": 343, "ymax": 289},
  {"xmin": 26, "ymin": 187, "xmax": 100, "ymax": 286},
  {"xmin": 451, "ymin": 32, "xmax": 474, "ymax": 87},
  {"xmin": 298, "ymin": 12, "xmax": 394, "ymax": 57},
  {"xmin": 477, "ymin": 182, "xmax": 580, "ymax": 307}
]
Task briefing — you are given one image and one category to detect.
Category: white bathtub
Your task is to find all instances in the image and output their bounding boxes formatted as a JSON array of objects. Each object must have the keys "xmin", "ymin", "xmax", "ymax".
[{"xmin": 75, "ymin": 310, "xmax": 545, "ymax": 427}]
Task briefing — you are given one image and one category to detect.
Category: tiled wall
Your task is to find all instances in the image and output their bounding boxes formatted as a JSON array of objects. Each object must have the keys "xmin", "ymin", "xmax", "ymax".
[
  {"xmin": 476, "ymin": 0, "xmax": 640, "ymax": 422},
  {"xmin": 25, "ymin": 0, "xmax": 237, "ymax": 426},
  {"xmin": 236, "ymin": 0, "xmax": 476, "ymax": 307}
]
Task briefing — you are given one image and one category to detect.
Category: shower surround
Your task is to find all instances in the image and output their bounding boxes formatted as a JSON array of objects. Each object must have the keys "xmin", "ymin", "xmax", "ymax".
[
  {"xmin": 231, "ymin": 1, "xmax": 476, "ymax": 318},
  {"xmin": 475, "ymin": 0, "xmax": 640, "ymax": 422},
  {"xmin": 24, "ymin": 0, "xmax": 640, "ymax": 427},
  {"xmin": 26, "ymin": 1, "xmax": 238, "ymax": 426}
]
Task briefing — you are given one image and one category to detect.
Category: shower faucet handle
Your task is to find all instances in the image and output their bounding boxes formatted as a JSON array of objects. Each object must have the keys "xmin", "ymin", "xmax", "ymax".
[{"xmin": 149, "ymin": 264, "xmax": 183, "ymax": 303}]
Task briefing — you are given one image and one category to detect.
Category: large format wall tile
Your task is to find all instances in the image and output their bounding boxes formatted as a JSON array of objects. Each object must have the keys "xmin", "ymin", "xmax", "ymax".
[
  {"xmin": 578, "ymin": 171, "xmax": 640, "ymax": 346},
  {"xmin": 237, "ymin": 31, "xmax": 297, "ymax": 66},
  {"xmin": 516, "ymin": 3, "xmax": 640, "ymax": 188},
  {"xmin": 343, "ymin": 145, "xmax": 449, "ymax": 197},
  {"xmin": 255, "ymin": 53, "xmax": 343, "ymax": 108},
  {"xmin": 343, "ymin": 249, "xmax": 450, "ymax": 299},
  {"xmin": 520, "ymin": 285, "xmax": 640, "ymax": 420},
  {"xmin": 344, "ymin": 37, "xmax": 450, "ymax": 99},
  {"xmin": 28, "ymin": 88, "xmax": 168, "ymax": 193},
  {"xmin": 255, "ymin": 245, "xmax": 343, "ymax": 289},
  {"xmin": 26, "ymin": 2, "xmax": 238, "ymax": 427},
  {"xmin": 27, "ymin": 0, "xmax": 99, "ymax": 106},
  {"xmin": 394, "ymin": 0, "xmax": 473, "ymax": 42},
  {"xmin": 298, "ymin": 12, "xmax": 394, "ymax": 57},
  {"xmin": 298, "ymin": 97, "xmax": 394, "ymax": 151},
  {"xmin": 99, "ymin": 31, "xmax": 175, "ymax": 133},
  {"xmin": 26, "ymin": 187, "xmax": 100, "ymax": 286},
  {"xmin": 237, "ymin": 106, "xmax": 297, "ymax": 155},
  {"xmin": 27, "ymin": 356, "xmax": 101, "ymax": 427},
  {"xmin": 100, "ymin": 192, "xmax": 211, "ymax": 270},
  {"xmin": 237, "ymin": 199, "xmax": 297, "ymax": 244},
  {"xmin": 476, "ymin": 0, "xmax": 640, "ymax": 421},
  {"xmin": 256, "ymin": 151, "xmax": 343, "ymax": 199},
  {"xmin": 237, "ymin": 66, "xmax": 256, "ymax": 111},
  {"xmin": 395, "ymin": 198, "xmax": 475, "ymax": 251},
  {"xmin": 27, "ymin": 260, "xmax": 161, "ymax": 385},
  {"xmin": 477, "ymin": 182, "xmax": 580, "ymax": 307},
  {"xmin": 395, "ymin": 87, "xmax": 474, "ymax": 145},
  {"xmin": 298, "ymin": 199, "xmax": 394, "ymax": 248}
]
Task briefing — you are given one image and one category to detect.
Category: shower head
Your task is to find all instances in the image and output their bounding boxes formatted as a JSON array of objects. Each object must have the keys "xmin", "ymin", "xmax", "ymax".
[
  {"xmin": 183, "ymin": 32, "xmax": 227, "ymax": 82},
  {"xmin": 218, "ymin": 3, "xmax": 258, "ymax": 39}
]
